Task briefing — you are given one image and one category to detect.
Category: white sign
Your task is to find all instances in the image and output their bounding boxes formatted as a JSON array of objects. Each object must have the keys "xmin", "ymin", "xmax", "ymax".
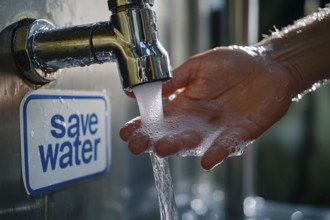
[{"xmin": 20, "ymin": 90, "xmax": 110, "ymax": 195}]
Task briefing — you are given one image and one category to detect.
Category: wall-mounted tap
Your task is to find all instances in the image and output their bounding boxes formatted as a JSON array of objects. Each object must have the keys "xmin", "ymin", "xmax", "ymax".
[{"xmin": 11, "ymin": 0, "xmax": 171, "ymax": 90}]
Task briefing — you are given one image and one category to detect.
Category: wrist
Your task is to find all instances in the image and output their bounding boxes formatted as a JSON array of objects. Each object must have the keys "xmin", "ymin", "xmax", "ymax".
[
  {"xmin": 258, "ymin": 39, "xmax": 304, "ymax": 98},
  {"xmin": 256, "ymin": 7, "xmax": 330, "ymax": 99}
]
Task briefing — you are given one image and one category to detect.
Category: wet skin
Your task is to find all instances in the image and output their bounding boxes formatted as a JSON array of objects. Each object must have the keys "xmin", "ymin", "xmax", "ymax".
[{"xmin": 120, "ymin": 47, "xmax": 295, "ymax": 170}]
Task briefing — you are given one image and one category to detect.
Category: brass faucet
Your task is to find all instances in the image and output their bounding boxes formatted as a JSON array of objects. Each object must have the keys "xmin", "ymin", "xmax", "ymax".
[{"xmin": 11, "ymin": 0, "xmax": 171, "ymax": 90}]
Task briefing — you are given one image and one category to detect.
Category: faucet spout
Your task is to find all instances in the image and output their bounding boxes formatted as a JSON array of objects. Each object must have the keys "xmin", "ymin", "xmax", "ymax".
[
  {"xmin": 109, "ymin": 3, "xmax": 171, "ymax": 90},
  {"xmin": 11, "ymin": 0, "xmax": 171, "ymax": 90}
]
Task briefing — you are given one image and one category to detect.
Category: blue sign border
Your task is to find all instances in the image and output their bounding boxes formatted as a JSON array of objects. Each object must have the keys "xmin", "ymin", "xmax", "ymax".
[{"xmin": 21, "ymin": 93, "xmax": 110, "ymax": 196}]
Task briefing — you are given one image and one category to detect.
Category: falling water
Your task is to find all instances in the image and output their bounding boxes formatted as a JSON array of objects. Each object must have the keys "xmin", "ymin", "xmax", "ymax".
[
  {"xmin": 133, "ymin": 81, "xmax": 179, "ymax": 220},
  {"xmin": 132, "ymin": 81, "xmax": 255, "ymax": 219}
]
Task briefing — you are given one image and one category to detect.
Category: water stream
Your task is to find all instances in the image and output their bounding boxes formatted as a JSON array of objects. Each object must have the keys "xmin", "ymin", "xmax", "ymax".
[{"xmin": 133, "ymin": 81, "xmax": 179, "ymax": 220}]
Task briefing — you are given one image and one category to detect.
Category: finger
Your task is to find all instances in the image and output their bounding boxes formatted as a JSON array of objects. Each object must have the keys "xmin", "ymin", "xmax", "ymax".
[
  {"xmin": 180, "ymin": 130, "xmax": 202, "ymax": 150},
  {"xmin": 201, "ymin": 146, "xmax": 230, "ymax": 171},
  {"xmin": 154, "ymin": 136, "xmax": 180, "ymax": 157},
  {"xmin": 128, "ymin": 132, "xmax": 150, "ymax": 155},
  {"xmin": 201, "ymin": 127, "xmax": 251, "ymax": 171},
  {"xmin": 119, "ymin": 118, "xmax": 141, "ymax": 141},
  {"xmin": 155, "ymin": 130, "xmax": 202, "ymax": 157},
  {"xmin": 162, "ymin": 58, "xmax": 200, "ymax": 97}
]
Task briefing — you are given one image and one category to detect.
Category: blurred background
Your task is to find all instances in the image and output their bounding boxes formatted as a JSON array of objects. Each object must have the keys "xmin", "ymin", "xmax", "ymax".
[{"xmin": 0, "ymin": 0, "xmax": 330, "ymax": 219}]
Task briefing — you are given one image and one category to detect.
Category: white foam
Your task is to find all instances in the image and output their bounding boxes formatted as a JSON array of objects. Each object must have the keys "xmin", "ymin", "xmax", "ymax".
[
  {"xmin": 133, "ymin": 81, "xmax": 164, "ymax": 125},
  {"xmin": 134, "ymin": 84, "xmax": 253, "ymax": 158}
]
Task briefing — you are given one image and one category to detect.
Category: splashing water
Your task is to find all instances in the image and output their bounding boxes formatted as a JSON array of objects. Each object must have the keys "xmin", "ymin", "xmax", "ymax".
[
  {"xmin": 135, "ymin": 88, "xmax": 252, "ymax": 159},
  {"xmin": 133, "ymin": 81, "xmax": 255, "ymax": 218},
  {"xmin": 292, "ymin": 79, "xmax": 329, "ymax": 102},
  {"xmin": 133, "ymin": 81, "xmax": 179, "ymax": 220}
]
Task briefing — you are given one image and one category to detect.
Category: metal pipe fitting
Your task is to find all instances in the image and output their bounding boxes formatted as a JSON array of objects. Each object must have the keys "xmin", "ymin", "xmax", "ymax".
[{"xmin": 11, "ymin": 1, "xmax": 171, "ymax": 90}]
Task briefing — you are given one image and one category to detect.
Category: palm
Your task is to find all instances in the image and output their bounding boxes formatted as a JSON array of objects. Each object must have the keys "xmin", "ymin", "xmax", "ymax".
[{"xmin": 121, "ymin": 47, "xmax": 294, "ymax": 170}]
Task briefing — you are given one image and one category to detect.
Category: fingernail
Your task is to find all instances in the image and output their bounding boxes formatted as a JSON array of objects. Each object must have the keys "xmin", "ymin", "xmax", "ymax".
[{"xmin": 201, "ymin": 148, "xmax": 229, "ymax": 171}]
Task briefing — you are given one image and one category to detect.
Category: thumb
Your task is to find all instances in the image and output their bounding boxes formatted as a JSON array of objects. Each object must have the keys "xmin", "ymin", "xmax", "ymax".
[{"xmin": 162, "ymin": 57, "xmax": 200, "ymax": 97}]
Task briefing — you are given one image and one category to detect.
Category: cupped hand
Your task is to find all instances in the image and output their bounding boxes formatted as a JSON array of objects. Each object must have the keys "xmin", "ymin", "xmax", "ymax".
[{"xmin": 120, "ymin": 46, "xmax": 296, "ymax": 170}]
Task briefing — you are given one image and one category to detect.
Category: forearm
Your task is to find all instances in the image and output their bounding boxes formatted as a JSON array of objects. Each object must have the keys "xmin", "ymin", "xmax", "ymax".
[{"xmin": 257, "ymin": 6, "xmax": 330, "ymax": 96}]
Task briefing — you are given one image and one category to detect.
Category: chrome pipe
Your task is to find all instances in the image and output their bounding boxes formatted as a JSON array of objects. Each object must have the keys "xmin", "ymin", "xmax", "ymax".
[{"xmin": 12, "ymin": 1, "xmax": 171, "ymax": 90}]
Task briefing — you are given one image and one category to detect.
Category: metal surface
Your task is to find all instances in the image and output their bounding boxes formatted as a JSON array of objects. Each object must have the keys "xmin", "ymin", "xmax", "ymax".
[
  {"xmin": 0, "ymin": 18, "xmax": 44, "ymax": 220},
  {"xmin": 107, "ymin": 0, "xmax": 154, "ymax": 10},
  {"xmin": 12, "ymin": 19, "xmax": 57, "ymax": 84},
  {"xmin": 11, "ymin": 3, "xmax": 171, "ymax": 90},
  {"xmin": 0, "ymin": 0, "xmax": 161, "ymax": 219}
]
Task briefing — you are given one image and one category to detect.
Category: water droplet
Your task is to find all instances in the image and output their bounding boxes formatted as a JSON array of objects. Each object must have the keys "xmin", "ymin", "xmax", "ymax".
[
  {"xmin": 291, "ymin": 211, "xmax": 303, "ymax": 220},
  {"xmin": 59, "ymin": 97, "xmax": 64, "ymax": 104}
]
